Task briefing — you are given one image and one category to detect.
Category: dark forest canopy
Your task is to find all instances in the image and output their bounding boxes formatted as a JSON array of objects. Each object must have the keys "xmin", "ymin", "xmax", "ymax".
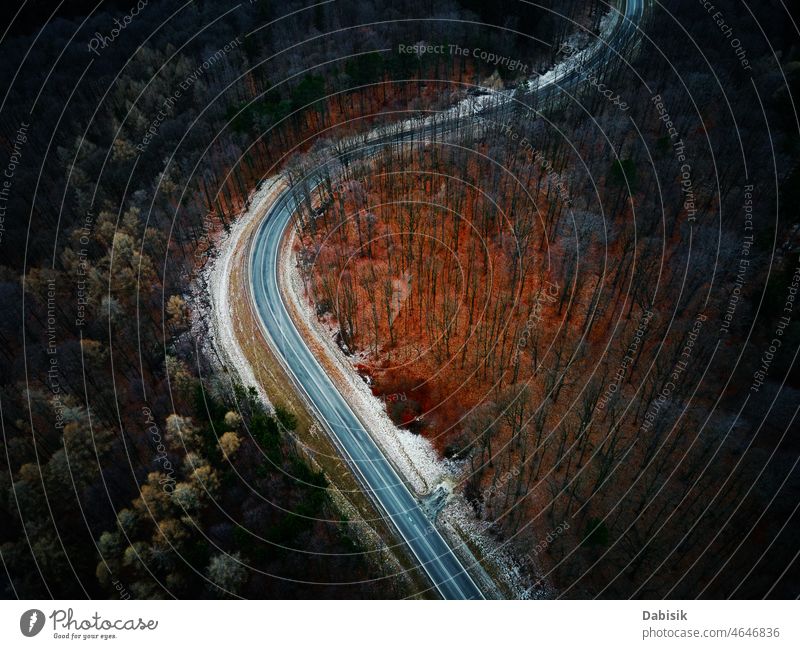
[
  {"xmin": 0, "ymin": 0, "xmax": 799, "ymax": 599},
  {"xmin": 1, "ymin": 0, "xmax": 592, "ymax": 600}
]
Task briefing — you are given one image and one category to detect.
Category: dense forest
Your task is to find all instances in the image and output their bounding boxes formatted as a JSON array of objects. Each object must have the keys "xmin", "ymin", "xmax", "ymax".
[
  {"xmin": 287, "ymin": 0, "xmax": 800, "ymax": 597},
  {"xmin": 1, "ymin": 0, "xmax": 799, "ymax": 599},
  {"xmin": 0, "ymin": 0, "xmax": 594, "ymax": 599}
]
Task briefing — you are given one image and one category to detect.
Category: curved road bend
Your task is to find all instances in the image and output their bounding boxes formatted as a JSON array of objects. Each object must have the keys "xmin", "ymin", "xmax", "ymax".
[{"xmin": 247, "ymin": 0, "xmax": 647, "ymax": 599}]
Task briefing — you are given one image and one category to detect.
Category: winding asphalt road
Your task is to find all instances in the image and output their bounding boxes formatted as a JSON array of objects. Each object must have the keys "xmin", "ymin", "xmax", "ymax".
[{"xmin": 246, "ymin": 0, "xmax": 647, "ymax": 599}]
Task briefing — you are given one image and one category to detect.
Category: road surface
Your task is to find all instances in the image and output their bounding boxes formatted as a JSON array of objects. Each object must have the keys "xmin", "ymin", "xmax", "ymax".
[{"xmin": 246, "ymin": 0, "xmax": 647, "ymax": 599}]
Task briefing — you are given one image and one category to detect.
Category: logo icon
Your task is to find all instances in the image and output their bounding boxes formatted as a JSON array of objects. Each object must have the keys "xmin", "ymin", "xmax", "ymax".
[{"xmin": 20, "ymin": 609, "xmax": 45, "ymax": 637}]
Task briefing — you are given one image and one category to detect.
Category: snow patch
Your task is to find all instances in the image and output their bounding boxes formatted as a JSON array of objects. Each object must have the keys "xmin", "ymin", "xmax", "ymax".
[
  {"xmin": 439, "ymin": 493, "xmax": 555, "ymax": 600},
  {"xmin": 197, "ymin": 177, "xmax": 287, "ymax": 408}
]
